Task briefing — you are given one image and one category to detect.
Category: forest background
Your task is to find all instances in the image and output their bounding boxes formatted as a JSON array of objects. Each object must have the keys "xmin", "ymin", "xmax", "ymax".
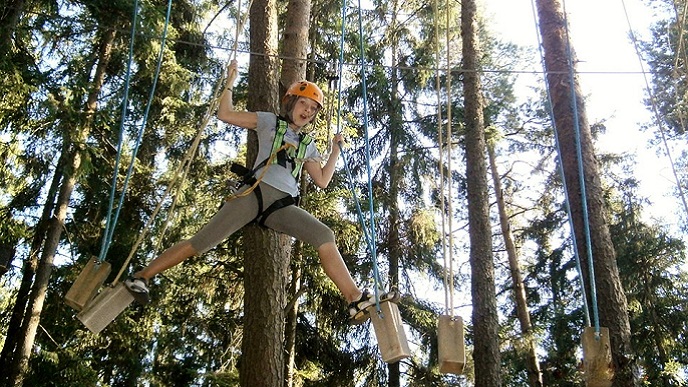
[{"xmin": 1, "ymin": 0, "xmax": 687, "ymax": 386}]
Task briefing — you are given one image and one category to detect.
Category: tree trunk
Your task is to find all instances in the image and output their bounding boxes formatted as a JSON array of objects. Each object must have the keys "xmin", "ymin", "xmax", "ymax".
[
  {"xmin": 0, "ymin": 0, "xmax": 25, "ymax": 53},
  {"xmin": 279, "ymin": 1, "xmax": 311, "ymax": 386},
  {"xmin": 241, "ymin": 227, "xmax": 290, "ymax": 387},
  {"xmin": 6, "ymin": 27, "xmax": 116, "ymax": 386},
  {"xmin": 240, "ymin": 0, "xmax": 285, "ymax": 384},
  {"xmin": 535, "ymin": 0, "xmax": 639, "ymax": 385},
  {"xmin": 488, "ymin": 145, "xmax": 543, "ymax": 387},
  {"xmin": 279, "ymin": 0, "xmax": 311, "ymax": 92},
  {"xmin": 461, "ymin": 0, "xmax": 502, "ymax": 385},
  {"xmin": 284, "ymin": 262, "xmax": 301, "ymax": 387},
  {"xmin": 13, "ymin": 154, "xmax": 80, "ymax": 386},
  {"xmin": 0, "ymin": 151, "xmax": 61, "ymax": 386}
]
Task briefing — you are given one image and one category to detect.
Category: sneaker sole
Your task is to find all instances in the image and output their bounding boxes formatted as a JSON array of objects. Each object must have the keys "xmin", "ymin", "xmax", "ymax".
[
  {"xmin": 124, "ymin": 281, "xmax": 151, "ymax": 305},
  {"xmin": 348, "ymin": 291, "xmax": 400, "ymax": 325}
]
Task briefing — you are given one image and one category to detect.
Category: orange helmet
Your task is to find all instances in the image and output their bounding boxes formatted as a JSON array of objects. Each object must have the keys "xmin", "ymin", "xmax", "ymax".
[{"xmin": 284, "ymin": 80, "xmax": 324, "ymax": 108}]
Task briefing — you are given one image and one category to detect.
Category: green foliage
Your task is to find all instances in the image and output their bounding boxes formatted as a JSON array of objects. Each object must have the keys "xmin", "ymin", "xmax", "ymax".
[
  {"xmin": 3, "ymin": 0, "xmax": 688, "ymax": 385},
  {"xmin": 610, "ymin": 193, "xmax": 688, "ymax": 385}
]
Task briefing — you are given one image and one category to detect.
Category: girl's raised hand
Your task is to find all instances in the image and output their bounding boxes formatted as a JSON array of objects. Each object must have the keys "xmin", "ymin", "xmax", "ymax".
[
  {"xmin": 332, "ymin": 133, "xmax": 346, "ymax": 150},
  {"xmin": 226, "ymin": 60, "xmax": 239, "ymax": 87}
]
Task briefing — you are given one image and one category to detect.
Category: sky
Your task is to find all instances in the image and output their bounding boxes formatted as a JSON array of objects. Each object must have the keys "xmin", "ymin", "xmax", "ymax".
[{"xmin": 483, "ymin": 0, "xmax": 686, "ymax": 232}]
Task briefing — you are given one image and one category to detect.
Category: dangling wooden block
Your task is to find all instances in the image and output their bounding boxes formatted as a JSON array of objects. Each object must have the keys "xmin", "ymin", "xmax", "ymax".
[
  {"xmin": 438, "ymin": 315, "xmax": 465, "ymax": 374},
  {"xmin": 370, "ymin": 301, "xmax": 411, "ymax": 363},
  {"xmin": 65, "ymin": 258, "xmax": 112, "ymax": 311},
  {"xmin": 77, "ymin": 282, "xmax": 134, "ymax": 334},
  {"xmin": 581, "ymin": 326, "xmax": 614, "ymax": 387}
]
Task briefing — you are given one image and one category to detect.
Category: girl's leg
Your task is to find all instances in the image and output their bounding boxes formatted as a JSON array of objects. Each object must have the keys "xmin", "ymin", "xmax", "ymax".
[
  {"xmin": 260, "ymin": 189, "xmax": 362, "ymax": 303},
  {"xmin": 134, "ymin": 187, "xmax": 261, "ymax": 281},
  {"xmin": 133, "ymin": 240, "xmax": 197, "ymax": 281},
  {"xmin": 317, "ymin": 241, "xmax": 362, "ymax": 303}
]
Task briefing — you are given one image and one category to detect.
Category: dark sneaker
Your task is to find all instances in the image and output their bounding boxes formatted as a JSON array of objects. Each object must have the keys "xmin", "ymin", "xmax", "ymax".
[
  {"xmin": 348, "ymin": 288, "xmax": 399, "ymax": 325},
  {"xmin": 124, "ymin": 277, "xmax": 150, "ymax": 305}
]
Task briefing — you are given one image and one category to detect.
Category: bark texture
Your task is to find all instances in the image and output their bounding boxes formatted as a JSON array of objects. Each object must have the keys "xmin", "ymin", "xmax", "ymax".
[
  {"xmin": 462, "ymin": 0, "xmax": 502, "ymax": 385},
  {"xmin": 535, "ymin": 0, "xmax": 639, "ymax": 385}
]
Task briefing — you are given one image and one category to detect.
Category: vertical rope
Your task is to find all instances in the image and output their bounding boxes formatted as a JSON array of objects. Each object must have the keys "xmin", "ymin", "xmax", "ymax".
[
  {"xmin": 333, "ymin": 20, "xmax": 374, "ymax": 255},
  {"xmin": 622, "ymin": 0, "xmax": 688, "ymax": 221},
  {"xmin": 100, "ymin": 0, "xmax": 174, "ymax": 264},
  {"xmin": 529, "ymin": 0, "xmax": 591, "ymax": 327},
  {"xmin": 560, "ymin": 0, "xmax": 600, "ymax": 334},
  {"xmin": 334, "ymin": 0, "xmax": 373, "ymax": 250},
  {"xmin": 433, "ymin": 0, "xmax": 449, "ymax": 317},
  {"xmin": 332, "ymin": 0, "xmax": 384, "ymax": 312},
  {"xmin": 112, "ymin": 0, "xmax": 256, "ymax": 282},
  {"xmin": 355, "ymin": 0, "xmax": 384, "ymax": 312},
  {"xmin": 98, "ymin": 0, "xmax": 139, "ymax": 263},
  {"xmin": 444, "ymin": 0, "xmax": 455, "ymax": 317}
]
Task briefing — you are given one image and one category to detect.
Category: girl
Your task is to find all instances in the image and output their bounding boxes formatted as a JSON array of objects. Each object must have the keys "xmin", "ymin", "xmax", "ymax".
[{"xmin": 125, "ymin": 60, "xmax": 394, "ymax": 324}]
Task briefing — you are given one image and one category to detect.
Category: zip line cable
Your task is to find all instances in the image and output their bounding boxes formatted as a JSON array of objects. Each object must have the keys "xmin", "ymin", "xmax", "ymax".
[
  {"xmin": 9, "ymin": 4, "xmax": 662, "ymax": 78},
  {"xmin": 11, "ymin": 3, "xmax": 671, "ymax": 81},
  {"xmin": 529, "ymin": 0, "xmax": 592, "ymax": 328}
]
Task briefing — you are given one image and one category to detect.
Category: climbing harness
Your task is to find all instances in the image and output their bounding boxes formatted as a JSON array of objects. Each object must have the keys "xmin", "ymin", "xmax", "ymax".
[
  {"xmin": 270, "ymin": 119, "xmax": 313, "ymax": 179},
  {"xmin": 226, "ymin": 117, "xmax": 313, "ymax": 226}
]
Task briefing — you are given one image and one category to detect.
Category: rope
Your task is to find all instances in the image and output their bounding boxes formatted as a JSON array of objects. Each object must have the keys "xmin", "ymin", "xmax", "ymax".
[
  {"xmin": 331, "ymin": 0, "xmax": 384, "ymax": 313},
  {"xmin": 225, "ymin": 143, "xmax": 297, "ymax": 200},
  {"xmin": 433, "ymin": 0, "xmax": 449, "ymax": 317},
  {"xmin": 106, "ymin": 0, "xmax": 174, "ymax": 271},
  {"xmin": 96, "ymin": 0, "xmax": 173, "ymax": 275},
  {"xmin": 232, "ymin": 0, "xmax": 254, "ymax": 61},
  {"xmin": 355, "ymin": 0, "xmax": 384, "ymax": 312},
  {"xmin": 443, "ymin": 0, "xmax": 455, "ymax": 319},
  {"xmin": 529, "ymin": 0, "xmax": 592, "ymax": 328},
  {"xmin": 98, "ymin": 0, "xmax": 139, "ymax": 263},
  {"xmin": 100, "ymin": 0, "xmax": 174, "ymax": 264},
  {"xmin": 114, "ymin": 0, "xmax": 254, "ymax": 283},
  {"xmin": 561, "ymin": 0, "xmax": 600, "ymax": 335},
  {"xmin": 433, "ymin": 0, "xmax": 455, "ymax": 318}
]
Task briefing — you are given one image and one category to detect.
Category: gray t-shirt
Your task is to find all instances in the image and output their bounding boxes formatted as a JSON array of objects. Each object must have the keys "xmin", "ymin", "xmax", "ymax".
[{"xmin": 253, "ymin": 112, "xmax": 322, "ymax": 196}]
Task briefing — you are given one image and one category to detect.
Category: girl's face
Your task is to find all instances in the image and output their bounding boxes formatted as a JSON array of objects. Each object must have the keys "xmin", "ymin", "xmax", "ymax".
[{"xmin": 290, "ymin": 97, "xmax": 321, "ymax": 128}]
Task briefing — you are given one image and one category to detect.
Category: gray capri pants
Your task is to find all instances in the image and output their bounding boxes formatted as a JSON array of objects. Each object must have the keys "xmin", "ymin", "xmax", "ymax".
[{"xmin": 189, "ymin": 182, "xmax": 335, "ymax": 254}]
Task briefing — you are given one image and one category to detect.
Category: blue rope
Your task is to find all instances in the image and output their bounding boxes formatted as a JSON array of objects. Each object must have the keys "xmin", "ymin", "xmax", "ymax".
[
  {"xmin": 335, "ymin": 0, "xmax": 347, "ymax": 132},
  {"xmin": 354, "ymin": 0, "xmax": 384, "ymax": 312},
  {"xmin": 333, "ymin": 0, "xmax": 384, "ymax": 313},
  {"xmin": 98, "ymin": 0, "xmax": 139, "ymax": 262},
  {"xmin": 334, "ymin": 0, "xmax": 376, "ymax": 269},
  {"xmin": 339, "ymin": 150, "xmax": 375, "ymax": 250},
  {"xmin": 529, "ymin": 0, "xmax": 598, "ymax": 331},
  {"xmin": 561, "ymin": 0, "xmax": 600, "ymax": 334},
  {"xmin": 98, "ymin": 0, "xmax": 174, "ymax": 262}
]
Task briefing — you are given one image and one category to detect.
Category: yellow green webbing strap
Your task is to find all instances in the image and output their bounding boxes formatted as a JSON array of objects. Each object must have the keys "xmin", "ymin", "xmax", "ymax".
[{"xmin": 270, "ymin": 119, "xmax": 312, "ymax": 178}]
